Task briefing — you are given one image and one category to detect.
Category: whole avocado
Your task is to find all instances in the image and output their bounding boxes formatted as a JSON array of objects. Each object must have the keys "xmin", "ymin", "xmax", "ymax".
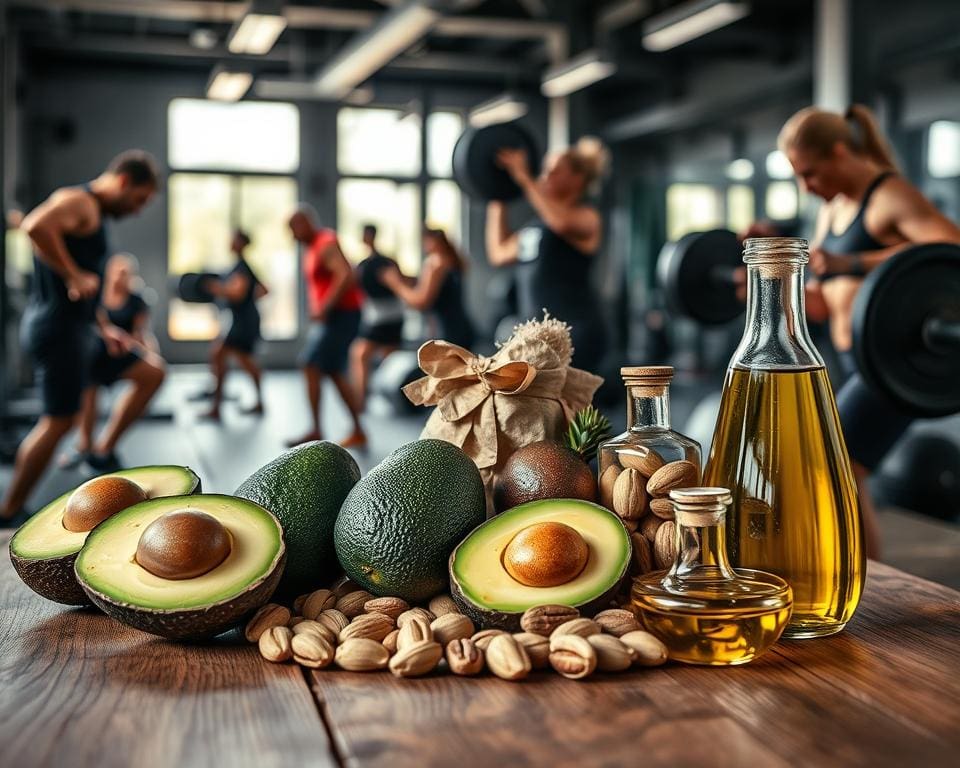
[
  {"xmin": 334, "ymin": 439, "xmax": 485, "ymax": 603},
  {"xmin": 236, "ymin": 441, "xmax": 360, "ymax": 597}
]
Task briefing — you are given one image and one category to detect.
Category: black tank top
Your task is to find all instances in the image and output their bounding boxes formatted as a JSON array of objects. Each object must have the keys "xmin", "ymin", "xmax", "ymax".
[
  {"xmin": 32, "ymin": 184, "xmax": 109, "ymax": 322},
  {"xmin": 103, "ymin": 293, "xmax": 147, "ymax": 333},
  {"xmin": 820, "ymin": 172, "xmax": 894, "ymax": 277},
  {"xmin": 515, "ymin": 219, "xmax": 595, "ymax": 324},
  {"xmin": 432, "ymin": 269, "xmax": 474, "ymax": 349}
]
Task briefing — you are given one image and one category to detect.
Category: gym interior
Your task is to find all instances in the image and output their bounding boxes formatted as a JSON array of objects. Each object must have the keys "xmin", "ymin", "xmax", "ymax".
[{"xmin": 1, "ymin": 0, "xmax": 958, "ymax": 587}]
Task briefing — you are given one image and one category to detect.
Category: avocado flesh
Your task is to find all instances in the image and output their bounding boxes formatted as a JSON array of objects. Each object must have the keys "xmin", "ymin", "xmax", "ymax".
[
  {"xmin": 75, "ymin": 494, "xmax": 284, "ymax": 639},
  {"xmin": 8, "ymin": 465, "xmax": 200, "ymax": 606},
  {"xmin": 449, "ymin": 499, "xmax": 632, "ymax": 630}
]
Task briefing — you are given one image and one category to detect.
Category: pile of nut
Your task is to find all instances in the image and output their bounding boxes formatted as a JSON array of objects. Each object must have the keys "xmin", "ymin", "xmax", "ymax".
[
  {"xmin": 246, "ymin": 582, "xmax": 668, "ymax": 681},
  {"xmin": 599, "ymin": 447, "xmax": 698, "ymax": 576}
]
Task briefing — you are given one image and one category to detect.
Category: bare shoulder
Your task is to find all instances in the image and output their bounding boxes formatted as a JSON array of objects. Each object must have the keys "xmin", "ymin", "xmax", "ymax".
[{"xmin": 874, "ymin": 175, "xmax": 927, "ymax": 209}]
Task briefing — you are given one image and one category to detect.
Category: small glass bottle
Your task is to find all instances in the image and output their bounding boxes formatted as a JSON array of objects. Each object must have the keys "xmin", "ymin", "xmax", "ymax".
[
  {"xmin": 703, "ymin": 238, "xmax": 864, "ymax": 639},
  {"xmin": 631, "ymin": 487, "xmax": 793, "ymax": 666},
  {"xmin": 598, "ymin": 367, "xmax": 701, "ymax": 523}
]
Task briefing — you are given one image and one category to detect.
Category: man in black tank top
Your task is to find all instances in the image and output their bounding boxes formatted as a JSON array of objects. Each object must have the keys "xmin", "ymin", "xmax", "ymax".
[{"xmin": 1, "ymin": 151, "xmax": 160, "ymax": 524}]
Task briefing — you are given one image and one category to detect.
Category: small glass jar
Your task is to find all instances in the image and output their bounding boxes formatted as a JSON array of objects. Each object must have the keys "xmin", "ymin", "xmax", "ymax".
[
  {"xmin": 598, "ymin": 367, "xmax": 701, "ymax": 526},
  {"xmin": 631, "ymin": 487, "xmax": 793, "ymax": 666}
]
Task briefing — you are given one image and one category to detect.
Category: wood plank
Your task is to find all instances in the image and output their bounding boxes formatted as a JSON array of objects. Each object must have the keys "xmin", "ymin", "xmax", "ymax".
[
  {"xmin": 310, "ymin": 561, "xmax": 960, "ymax": 768},
  {"xmin": 0, "ymin": 532, "xmax": 338, "ymax": 768}
]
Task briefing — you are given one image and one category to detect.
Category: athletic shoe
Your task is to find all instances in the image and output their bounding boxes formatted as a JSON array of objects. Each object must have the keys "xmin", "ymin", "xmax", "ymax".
[{"xmin": 85, "ymin": 452, "xmax": 124, "ymax": 473}]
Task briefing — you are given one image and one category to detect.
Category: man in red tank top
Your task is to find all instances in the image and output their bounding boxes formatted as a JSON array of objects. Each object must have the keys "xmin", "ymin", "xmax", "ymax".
[{"xmin": 287, "ymin": 206, "xmax": 365, "ymax": 447}]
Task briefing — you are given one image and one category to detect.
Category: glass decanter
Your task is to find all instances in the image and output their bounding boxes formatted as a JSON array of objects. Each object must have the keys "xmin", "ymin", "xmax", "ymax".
[
  {"xmin": 703, "ymin": 237, "xmax": 864, "ymax": 639},
  {"xmin": 631, "ymin": 487, "xmax": 793, "ymax": 665}
]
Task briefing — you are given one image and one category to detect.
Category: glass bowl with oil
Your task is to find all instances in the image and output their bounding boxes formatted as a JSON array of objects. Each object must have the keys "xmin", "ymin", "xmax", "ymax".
[{"xmin": 631, "ymin": 487, "xmax": 793, "ymax": 666}]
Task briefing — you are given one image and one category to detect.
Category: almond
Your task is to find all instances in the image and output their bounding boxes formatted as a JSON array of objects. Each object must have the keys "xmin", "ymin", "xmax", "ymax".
[
  {"xmin": 549, "ymin": 634, "xmax": 597, "ymax": 679},
  {"xmin": 389, "ymin": 640, "xmax": 442, "ymax": 677},
  {"xmin": 335, "ymin": 638, "xmax": 390, "ymax": 671},
  {"xmin": 594, "ymin": 609, "xmax": 641, "ymax": 637},
  {"xmin": 551, "ymin": 618, "xmax": 601, "ymax": 639},
  {"xmin": 316, "ymin": 609, "xmax": 350, "ymax": 636},
  {"xmin": 631, "ymin": 532, "xmax": 654, "ymax": 574},
  {"xmin": 397, "ymin": 607, "xmax": 436, "ymax": 627},
  {"xmin": 292, "ymin": 631, "xmax": 335, "ymax": 669},
  {"xmin": 646, "ymin": 460, "xmax": 699, "ymax": 498},
  {"xmin": 620, "ymin": 630, "xmax": 668, "ymax": 666},
  {"xmin": 397, "ymin": 616, "xmax": 433, "ymax": 650},
  {"xmin": 331, "ymin": 576, "xmax": 361, "ymax": 598},
  {"xmin": 245, "ymin": 603, "xmax": 291, "ymax": 643},
  {"xmin": 618, "ymin": 447, "xmax": 664, "ymax": 476},
  {"xmin": 640, "ymin": 514, "xmax": 663, "ymax": 543},
  {"xmin": 292, "ymin": 619, "xmax": 337, "ymax": 645},
  {"xmin": 599, "ymin": 464, "xmax": 621, "ymax": 511},
  {"xmin": 649, "ymin": 497, "xmax": 676, "ymax": 520},
  {"xmin": 335, "ymin": 590, "xmax": 374, "ymax": 619},
  {"xmin": 302, "ymin": 589, "xmax": 337, "ymax": 620},
  {"xmin": 363, "ymin": 596, "xmax": 409, "ymax": 621},
  {"xmin": 383, "ymin": 629, "xmax": 400, "ymax": 655},
  {"xmin": 445, "ymin": 638, "xmax": 484, "ymax": 676},
  {"xmin": 258, "ymin": 625, "xmax": 293, "ymax": 663},
  {"xmin": 520, "ymin": 604, "xmax": 579, "ymax": 636},
  {"xmin": 587, "ymin": 634, "xmax": 633, "ymax": 672},
  {"xmin": 339, "ymin": 612, "xmax": 395, "ymax": 643},
  {"xmin": 485, "ymin": 634, "xmax": 531, "ymax": 681},
  {"xmin": 654, "ymin": 520, "xmax": 678, "ymax": 569},
  {"xmin": 613, "ymin": 468, "xmax": 647, "ymax": 521},
  {"xmin": 622, "ymin": 518, "xmax": 639, "ymax": 533},
  {"xmin": 292, "ymin": 593, "xmax": 309, "ymax": 614},
  {"xmin": 513, "ymin": 632, "xmax": 550, "ymax": 669},
  {"xmin": 430, "ymin": 613, "xmax": 475, "ymax": 646},
  {"xmin": 428, "ymin": 594, "xmax": 461, "ymax": 617},
  {"xmin": 471, "ymin": 628, "xmax": 508, "ymax": 650}
]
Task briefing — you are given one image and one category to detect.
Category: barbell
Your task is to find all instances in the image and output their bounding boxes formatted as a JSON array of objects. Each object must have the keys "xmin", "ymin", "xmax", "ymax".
[
  {"xmin": 658, "ymin": 230, "xmax": 960, "ymax": 417},
  {"xmin": 452, "ymin": 121, "xmax": 540, "ymax": 202},
  {"xmin": 176, "ymin": 272, "xmax": 219, "ymax": 303}
]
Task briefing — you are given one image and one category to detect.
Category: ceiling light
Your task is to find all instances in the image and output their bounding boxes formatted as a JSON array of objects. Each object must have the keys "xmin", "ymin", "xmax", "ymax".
[
  {"xmin": 766, "ymin": 150, "xmax": 794, "ymax": 179},
  {"xmin": 315, "ymin": 3, "xmax": 441, "ymax": 99},
  {"xmin": 643, "ymin": 0, "xmax": 749, "ymax": 52},
  {"xmin": 189, "ymin": 28, "xmax": 219, "ymax": 51},
  {"xmin": 469, "ymin": 93, "xmax": 528, "ymax": 127},
  {"xmin": 206, "ymin": 67, "xmax": 253, "ymax": 101},
  {"xmin": 228, "ymin": 0, "xmax": 288, "ymax": 55},
  {"xmin": 541, "ymin": 49, "xmax": 616, "ymax": 98},
  {"xmin": 726, "ymin": 158, "xmax": 754, "ymax": 181}
]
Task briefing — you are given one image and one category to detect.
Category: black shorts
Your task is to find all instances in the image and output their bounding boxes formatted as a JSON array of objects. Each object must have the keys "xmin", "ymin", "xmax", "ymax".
[
  {"xmin": 89, "ymin": 338, "xmax": 142, "ymax": 386},
  {"xmin": 358, "ymin": 320, "xmax": 403, "ymax": 346},
  {"xmin": 21, "ymin": 306, "xmax": 95, "ymax": 417},
  {"xmin": 298, "ymin": 310, "xmax": 360, "ymax": 374},
  {"xmin": 837, "ymin": 372, "xmax": 915, "ymax": 471},
  {"xmin": 223, "ymin": 313, "xmax": 260, "ymax": 354}
]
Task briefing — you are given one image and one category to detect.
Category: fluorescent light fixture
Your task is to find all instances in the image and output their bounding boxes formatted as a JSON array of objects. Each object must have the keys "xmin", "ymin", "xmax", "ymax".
[
  {"xmin": 643, "ymin": 0, "xmax": 749, "ymax": 52},
  {"xmin": 252, "ymin": 79, "xmax": 376, "ymax": 104},
  {"xmin": 345, "ymin": 86, "xmax": 376, "ymax": 106},
  {"xmin": 469, "ymin": 93, "xmax": 528, "ymax": 128},
  {"xmin": 726, "ymin": 158, "xmax": 754, "ymax": 180},
  {"xmin": 541, "ymin": 49, "xmax": 616, "ymax": 98},
  {"xmin": 228, "ymin": 1, "xmax": 287, "ymax": 55},
  {"xmin": 315, "ymin": 3, "xmax": 440, "ymax": 99},
  {"xmin": 766, "ymin": 149, "xmax": 794, "ymax": 179},
  {"xmin": 207, "ymin": 67, "xmax": 253, "ymax": 102}
]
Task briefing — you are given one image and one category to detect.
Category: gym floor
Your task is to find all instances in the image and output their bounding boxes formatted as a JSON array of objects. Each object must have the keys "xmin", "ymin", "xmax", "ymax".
[{"xmin": 3, "ymin": 368, "xmax": 958, "ymax": 590}]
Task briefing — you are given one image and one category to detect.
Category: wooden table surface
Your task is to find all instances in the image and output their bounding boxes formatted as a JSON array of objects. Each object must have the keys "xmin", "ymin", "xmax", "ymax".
[{"xmin": 2, "ymin": 530, "xmax": 959, "ymax": 768}]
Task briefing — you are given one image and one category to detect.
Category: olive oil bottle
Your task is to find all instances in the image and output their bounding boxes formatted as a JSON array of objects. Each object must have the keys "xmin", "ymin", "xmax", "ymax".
[{"xmin": 703, "ymin": 238, "xmax": 865, "ymax": 639}]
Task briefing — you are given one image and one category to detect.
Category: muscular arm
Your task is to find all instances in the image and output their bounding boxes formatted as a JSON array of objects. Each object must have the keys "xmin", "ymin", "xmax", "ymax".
[
  {"xmin": 516, "ymin": 175, "xmax": 601, "ymax": 252},
  {"xmin": 485, "ymin": 202, "xmax": 519, "ymax": 266},
  {"xmin": 380, "ymin": 258, "xmax": 446, "ymax": 310},
  {"xmin": 316, "ymin": 241, "xmax": 354, "ymax": 318},
  {"xmin": 220, "ymin": 272, "xmax": 251, "ymax": 303}
]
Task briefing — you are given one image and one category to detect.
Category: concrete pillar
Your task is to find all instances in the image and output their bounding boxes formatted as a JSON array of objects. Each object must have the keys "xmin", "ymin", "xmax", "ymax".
[{"xmin": 814, "ymin": 0, "xmax": 875, "ymax": 110}]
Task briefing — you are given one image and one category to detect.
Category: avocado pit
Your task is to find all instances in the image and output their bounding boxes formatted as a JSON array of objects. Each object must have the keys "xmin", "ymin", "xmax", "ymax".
[
  {"xmin": 502, "ymin": 521, "xmax": 589, "ymax": 587},
  {"xmin": 135, "ymin": 509, "xmax": 232, "ymax": 580},
  {"xmin": 63, "ymin": 476, "xmax": 148, "ymax": 533}
]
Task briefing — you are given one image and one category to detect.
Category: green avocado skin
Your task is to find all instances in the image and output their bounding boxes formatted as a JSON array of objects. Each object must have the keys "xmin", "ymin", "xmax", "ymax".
[
  {"xmin": 236, "ymin": 441, "xmax": 360, "ymax": 597},
  {"xmin": 334, "ymin": 439, "xmax": 486, "ymax": 603}
]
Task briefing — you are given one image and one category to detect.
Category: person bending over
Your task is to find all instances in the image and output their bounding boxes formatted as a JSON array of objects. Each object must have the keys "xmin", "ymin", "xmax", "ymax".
[{"xmin": 0, "ymin": 150, "xmax": 159, "ymax": 524}]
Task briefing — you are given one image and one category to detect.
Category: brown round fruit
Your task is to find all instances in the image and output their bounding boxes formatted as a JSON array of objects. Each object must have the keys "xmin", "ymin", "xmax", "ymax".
[
  {"xmin": 62, "ymin": 476, "xmax": 148, "ymax": 533},
  {"xmin": 135, "ymin": 509, "xmax": 232, "ymax": 580},
  {"xmin": 494, "ymin": 441, "xmax": 597, "ymax": 512},
  {"xmin": 502, "ymin": 522, "xmax": 589, "ymax": 587}
]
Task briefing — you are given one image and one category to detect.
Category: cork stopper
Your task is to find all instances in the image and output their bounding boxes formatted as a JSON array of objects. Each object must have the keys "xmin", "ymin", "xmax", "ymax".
[
  {"xmin": 621, "ymin": 366, "xmax": 672, "ymax": 395},
  {"xmin": 669, "ymin": 487, "xmax": 732, "ymax": 526}
]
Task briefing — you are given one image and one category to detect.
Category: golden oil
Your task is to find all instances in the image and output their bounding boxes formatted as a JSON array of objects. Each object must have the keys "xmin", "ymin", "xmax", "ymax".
[{"xmin": 703, "ymin": 366, "xmax": 865, "ymax": 639}]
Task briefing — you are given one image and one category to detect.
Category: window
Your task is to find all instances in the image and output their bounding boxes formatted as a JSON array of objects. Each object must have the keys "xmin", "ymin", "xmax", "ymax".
[
  {"xmin": 336, "ymin": 107, "xmax": 465, "ymax": 275},
  {"xmin": 765, "ymin": 150, "xmax": 794, "ymax": 180},
  {"xmin": 666, "ymin": 184, "xmax": 723, "ymax": 241},
  {"xmin": 765, "ymin": 182, "xmax": 799, "ymax": 220},
  {"xmin": 168, "ymin": 99, "xmax": 298, "ymax": 173},
  {"xmin": 727, "ymin": 185, "xmax": 755, "ymax": 233},
  {"xmin": 928, "ymin": 121, "xmax": 960, "ymax": 178},
  {"xmin": 167, "ymin": 99, "xmax": 300, "ymax": 341}
]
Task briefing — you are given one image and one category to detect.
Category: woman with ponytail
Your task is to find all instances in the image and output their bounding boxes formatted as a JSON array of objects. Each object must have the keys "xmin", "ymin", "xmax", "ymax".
[
  {"xmin": 485, "ymin": 136, "xmax": 610, "ymax": 373},
  {"xmin": 777, "ymin": 103, "xmax": 960, "ymax": 558}
]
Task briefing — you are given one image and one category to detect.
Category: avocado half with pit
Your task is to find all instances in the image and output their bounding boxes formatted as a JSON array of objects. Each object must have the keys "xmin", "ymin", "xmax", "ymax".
[
  {"xmin": 449, "ymin": 499, "xmax": 632, "ymax": 631},
  {"xmin": 9, "ymin": 465, "xmax": 200, "ymax": 606},
  {"xmin": 74, "ymin": 494, "xmax": 285, "ymax": 640}
]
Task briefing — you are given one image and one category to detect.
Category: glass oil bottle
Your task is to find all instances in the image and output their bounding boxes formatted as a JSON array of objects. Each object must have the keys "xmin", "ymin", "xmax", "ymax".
[
  {"xmin": 631, "ymin": 488, "xmax": 793, "ymax": 665},
  {"xmin": 703, "ymin": 238, "xmax": 864, "ymax": 639}
]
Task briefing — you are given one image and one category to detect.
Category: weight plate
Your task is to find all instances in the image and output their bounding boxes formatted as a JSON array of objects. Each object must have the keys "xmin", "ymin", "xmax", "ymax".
[
  {"xmin": 452, "ymin": 122, "xmax": 540, "ymax": 202},
  {"xmin": 852, "ymin": 243, "xmax": 960, "ymax": 417},
  {"xmin": 658, "ymin": 229, "xmax": 743, "ymax": 325},
  {"xmin": 177, "ymin": 272, "xmax": 219, "ymax": 303}
]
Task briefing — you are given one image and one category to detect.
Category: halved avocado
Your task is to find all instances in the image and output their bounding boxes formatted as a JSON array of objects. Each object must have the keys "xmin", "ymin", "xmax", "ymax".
[
  {"xmin": 74, "ymin": 494, "xmax": 285, "ymax": 640},
  {"xmin": 449, "ymin": 499, "xmax": 632, "ymax": 631},
  {"xmin": 9, "ymin": 466, "xmax": 201, "ymax": 606}
]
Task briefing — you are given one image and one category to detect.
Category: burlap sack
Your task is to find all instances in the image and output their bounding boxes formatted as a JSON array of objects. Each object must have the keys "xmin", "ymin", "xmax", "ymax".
[{"xmin": 403, "ymin": 315, "xmax": 603, "ymax": 511}]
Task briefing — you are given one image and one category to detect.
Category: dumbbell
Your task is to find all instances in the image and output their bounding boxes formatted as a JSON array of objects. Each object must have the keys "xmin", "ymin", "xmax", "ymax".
[
  {"xmin": 656, "ymin": 229, "xmax": 744, "ymax": 325},
  {"xmin": 175, "ymin": 272, "xmax": 220, "ymax": 303},
  {"xmin": 452, "ymin": 121, "xmax": 540, "ymax": 202}
]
